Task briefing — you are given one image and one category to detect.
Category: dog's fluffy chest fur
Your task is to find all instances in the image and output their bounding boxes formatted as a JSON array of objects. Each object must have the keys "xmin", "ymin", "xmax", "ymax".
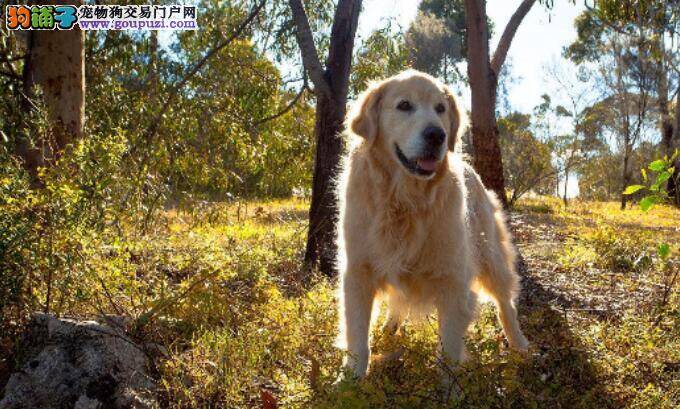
[{"xmin": 338, "ymin": 150, "xmax": 470, "ymax": 285}]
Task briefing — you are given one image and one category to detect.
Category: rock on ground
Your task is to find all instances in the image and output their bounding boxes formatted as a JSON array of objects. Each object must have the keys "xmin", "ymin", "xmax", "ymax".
[{"xmin": 0, "ymin": 313, "xmax": 157, "ymax": 409}]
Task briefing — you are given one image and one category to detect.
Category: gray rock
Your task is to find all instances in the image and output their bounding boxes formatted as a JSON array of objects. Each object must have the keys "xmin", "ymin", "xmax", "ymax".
[{"xmin": 0, "ymin": 313, "xmax": 157, "ymax": 409}]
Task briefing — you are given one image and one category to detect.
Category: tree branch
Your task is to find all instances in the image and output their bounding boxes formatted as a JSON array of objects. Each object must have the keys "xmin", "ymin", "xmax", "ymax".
[
  {"xmin": 0, "ymin": 69, "xmax": 20, "ymax": 80},
  {"xmin": 0, "ymin": 54, "xmax": 27, "ymax": 62},
  {"xmin": 490, "ymin": 0, "xmax": 536, "ymax": 75},
  {"xmin": 0, "ymin": 51, "xmax": 21, "ymax": 80},
  {"xmin": 254, "ymin": 79, "xmax": 307, "ymax": 127},
  {"xmin": 289, "ymin": 0, "xmax": 331, "ymax": 97},
  {"xmin": 143, "ymin": 0, "xmax": 266, "ymax": 144}
]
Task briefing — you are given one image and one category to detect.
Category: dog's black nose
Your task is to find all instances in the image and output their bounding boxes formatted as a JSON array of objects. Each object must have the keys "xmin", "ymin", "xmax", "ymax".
[{"xmin": 423, "ymin": 126, "xmax": 446, "ymax": 146}]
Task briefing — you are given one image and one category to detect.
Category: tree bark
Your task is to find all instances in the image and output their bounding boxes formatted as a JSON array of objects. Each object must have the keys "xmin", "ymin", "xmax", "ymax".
[
  {"xmin": 655, "ymin": 31, "xmax": 678, "ymax": 205},
  {"xmin": 16, "ymin": 0, "xmax": 84, "ymax": 183},
  {"xmin": 563, "ymin": 168, "xmax": 569, "ymax": 206},
  {"xmin": 465, "ymin": 0, "xmax": 507, "ymax": 206},
  {"xmin": 290, "ymin": 0, "xmax": 362, "ymax": 276},
  {"xmin": 464, "ymin": 0, "xmax": 536, "ymax": 208},
  {"xmin": 621, "ymin": 142, "xmax": 632, "ymax": 210},
  {"xmin": 668, "ymin": 91, "xmax": 680, "ymax": 205},
  {"xmin": 490, "ymin": 0, "xmax": 536, "ymax": 75},
  {"xmin": 658, "ymin": 34, "xmax": 672, "ymax": 155},
  {"xmin": 305, "ymin": 95, "xmax": 345, "ymax": 275}
]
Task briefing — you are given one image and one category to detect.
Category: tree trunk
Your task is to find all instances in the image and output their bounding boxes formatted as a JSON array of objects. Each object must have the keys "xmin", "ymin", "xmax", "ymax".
[
  {"xmin": 16, "ymin": 0, "xmax": 84, "ymax": 182},
  {"xmin": 304, "ymin": 94, "xmax": 345, "ymax": 274},
  {"xmin": 621, "ymin": 144, "xmax": 632, "ymax": 210},
  {"xmin": 668, "ymin": 92, "xmax": 680, "ymax": 205},
  {"xmin": 148, "ymin": 30, "xmax": 159, "ymax": 102},
  {"xmin": 563, "ymin": 169, "xmax": 569, "ymax": 206},
  {"xmin": 290, "ymin": 0, "xmax": 361, "ymax": 276},
  {"xmin": 615, "ymin": 44, "xmax": 632, "ymax": 211},
  {"xmin": 658, "ymin": 38, "xmax": 673, "ymax": 156},
  {"xmin": 465, "ymin": 0, "xmax": 508, "ymax": 207}
]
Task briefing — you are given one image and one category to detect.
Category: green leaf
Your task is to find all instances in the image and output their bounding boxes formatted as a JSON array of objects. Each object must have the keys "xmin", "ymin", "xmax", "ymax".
[
  {"xmin": 658, "ymin": 243, "xmax": 670, "ymax": 260},
  {"xmin": 623, "ymin": 185, "xmax": 645, "ymax": 195},
  {"xmin": 657, "ymin": 171, "xmax": 671, "ymax": 184},
  {"xmin": 639, "ymin": 195, "xmax": 657, "ymax": 212},
  {"xmin": 649, "ymin": 160, "xmax": 666, "ymax": 172},
  {"xmin": 641, "ymin": 168, "xmax": 648, "ymax": 182}
]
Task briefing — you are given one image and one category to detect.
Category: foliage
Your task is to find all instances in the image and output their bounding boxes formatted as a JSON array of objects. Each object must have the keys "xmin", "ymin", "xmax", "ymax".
[
  {"xmin": 351, "ymin": 21, "xmax": 409, "ymax": 95},
  {"xmin": 403, "ymin": 0, "xmax": 467, "ymax": 84},
  {"xmin": 3, "ymin": 193, "xmax": 679, "ymax": 408},
  {"xmin": 498, "ymin": 112, "xmax": 556, "ymax": 205},
  {"xmin": 564, "ymin": 0, "xmax": 678, "ymax": 208},
  {"xmin": 531, "ymin": 89, "xmax": 602, "ymax": 204},
  {"xmin": 0, "ymin": 124, "xmax": 132, "ymax": 328},
  {"xmin": 404, "ymin": 0, "xmax": 513, "ymax": 84},
  {"xmin": 624, "ymin": 151, "xmax": 678, "ymax": 211}
]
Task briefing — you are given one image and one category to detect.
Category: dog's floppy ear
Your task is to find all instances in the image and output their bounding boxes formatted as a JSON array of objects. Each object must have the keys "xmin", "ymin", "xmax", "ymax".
[
  {"xmin": 444, "ymin": 87, "xmax": 467, "ymax": 152},
  {"xmin": 348, "ymin": 81, "xmax": 385, "ymax": 141}
]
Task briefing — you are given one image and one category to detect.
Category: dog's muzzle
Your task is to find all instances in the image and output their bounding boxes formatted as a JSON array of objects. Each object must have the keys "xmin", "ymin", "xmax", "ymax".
[{"xmin": 395, "ymin": 144, "xmax": 440, "ymax": 177}]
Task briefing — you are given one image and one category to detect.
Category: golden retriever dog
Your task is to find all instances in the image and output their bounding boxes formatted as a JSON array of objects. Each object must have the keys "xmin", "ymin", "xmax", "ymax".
[{"xmin": 336, "ymin": 70, "xmax": 529, "ymax": 379}]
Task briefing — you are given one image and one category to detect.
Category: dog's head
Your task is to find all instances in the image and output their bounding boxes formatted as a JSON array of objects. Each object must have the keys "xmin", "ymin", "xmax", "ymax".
[{"xmin": 348, "ymin": 70, "xmax": 465, "ymax": 179}]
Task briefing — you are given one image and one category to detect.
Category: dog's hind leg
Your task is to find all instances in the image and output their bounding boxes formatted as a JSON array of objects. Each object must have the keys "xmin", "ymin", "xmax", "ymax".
[
  {"xmin": 479, "ymin": 269, "xmax": 528, "ymax": 351},
  {"xmin": 477, "ymin": 213, "xmax": 529, "ymax": 351}
]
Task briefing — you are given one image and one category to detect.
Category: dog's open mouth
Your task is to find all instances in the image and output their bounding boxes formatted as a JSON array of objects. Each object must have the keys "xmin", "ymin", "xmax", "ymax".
[{"xmin": 395, "ymin": 144, "xmax": 439, "ymax": 177}]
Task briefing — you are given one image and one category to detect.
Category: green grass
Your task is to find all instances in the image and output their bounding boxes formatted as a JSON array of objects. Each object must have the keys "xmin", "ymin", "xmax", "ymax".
[{"xmin": 4, "ymin": 197, "xmax": 679, "ymax": 408}]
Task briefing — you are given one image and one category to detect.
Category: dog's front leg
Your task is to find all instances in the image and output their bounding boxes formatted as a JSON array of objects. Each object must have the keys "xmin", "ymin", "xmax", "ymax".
[
  {"xmin": 436, "ymin": 288, "xmax": 475, "ymax": 366},
  {"xmin": 341, "ymin": 268, "xmax": 376, "ymax": 378}
]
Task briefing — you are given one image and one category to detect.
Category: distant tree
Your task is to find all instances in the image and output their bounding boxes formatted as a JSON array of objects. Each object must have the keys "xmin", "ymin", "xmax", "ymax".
[
  {"xmin": 351, "ymin": 21, "xmax": 409, "ymax": 94},
  {"xmin": 534, "ymin": 62, "xmax": 603, "ymax": 206},
  {"xmin": 566, "ymin": 0, "xmax": 680, "ymax": 205},
  {"xmin": 78, "ymin": 1, "xmax": 316, "ymax": 205},
  {"xmin": 405, "ymin": 8, "xmax": 465, "ymax": 83},
  {"xmin": 578, "ymin": 148, "xmax": 622, "ymax": 200},
  {"xmin": 673, "ymin": 97, "xmax": 680, "ymax": 204},
  {"xmin": 289, "ymin": 0, "xmax": 362, "ymax": 276},
  {"xmin": 498, "ymin": 112, "xmax": 556, "ymax": 206}
]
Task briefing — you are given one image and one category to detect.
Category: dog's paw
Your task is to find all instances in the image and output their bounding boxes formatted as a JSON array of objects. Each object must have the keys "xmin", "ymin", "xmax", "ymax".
[
  {"xmin": 510, "ymin": 334, "xmax": 530, "ymax": 353},
  {"xmin": 333, "ymin": 367, "xmax": 362, "ymax": 387}
]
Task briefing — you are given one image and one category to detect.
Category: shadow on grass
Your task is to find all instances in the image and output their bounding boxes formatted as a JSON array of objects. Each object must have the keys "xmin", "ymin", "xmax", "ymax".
[
  {"xmin": 513, "ymin": 254, "xmax": 621, "ymax": 409},
  {"xmin": 254, "ymin": 208, "xmax": 309, "ymax": 225},
  {"xmin": 315, "ymin": 254, "xmax": 621, "ymax": 408}
]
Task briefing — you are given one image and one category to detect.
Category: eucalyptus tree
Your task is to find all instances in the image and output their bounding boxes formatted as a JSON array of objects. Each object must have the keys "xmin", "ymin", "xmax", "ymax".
[
  {"xmin": 566, "ymin": 0, "xmax": 680, "ymax": 205},
  {"xmin": 288, "ymin": 0, "xmax": 362, "ymax": 276},
  {"xmin": 14, "ymin": 0, "xmax": 85, "ymax": 185}
]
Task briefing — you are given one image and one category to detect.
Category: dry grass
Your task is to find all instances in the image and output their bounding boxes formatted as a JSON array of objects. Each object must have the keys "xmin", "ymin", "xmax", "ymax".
[{"xmin": 3, "ymin": 197, "xmax": 678, "ymax": 408}]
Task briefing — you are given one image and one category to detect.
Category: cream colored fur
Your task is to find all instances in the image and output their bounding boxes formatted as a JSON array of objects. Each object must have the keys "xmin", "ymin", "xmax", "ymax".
[{"xmin": 336, "ymin": 70, "xmax": 529, "ymax": 378}]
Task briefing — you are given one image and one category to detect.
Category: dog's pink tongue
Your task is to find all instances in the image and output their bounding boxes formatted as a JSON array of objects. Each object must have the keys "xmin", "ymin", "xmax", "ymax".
[{"xmin": 417, "ymin": 159, "xmax": 438, "ymax": 172}]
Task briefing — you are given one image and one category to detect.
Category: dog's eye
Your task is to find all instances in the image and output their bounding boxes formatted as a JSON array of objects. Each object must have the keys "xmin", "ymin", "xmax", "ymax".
[
  {"xmin": 396, "ymin": 100, "xmax": 413, "ymax": 111},
  {"xmin": 435, "ymin": 103, "xmax": 446, "ymax": 114}
]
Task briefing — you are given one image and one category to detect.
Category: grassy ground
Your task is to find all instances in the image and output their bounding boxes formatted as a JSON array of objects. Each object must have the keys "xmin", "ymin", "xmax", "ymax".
[{"xmin": 5, "ymin": 197, "xmax": 679, "ymax": 408}]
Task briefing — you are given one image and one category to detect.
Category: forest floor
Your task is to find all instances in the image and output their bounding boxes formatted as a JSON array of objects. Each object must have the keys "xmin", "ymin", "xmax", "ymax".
[
  {"xmin": 150, "ymin": 197, "xmax": 678, "ymax": 408},
  {"xmin": 5, "ymin": 197, "xmax": 679, "ymax": 408}
]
